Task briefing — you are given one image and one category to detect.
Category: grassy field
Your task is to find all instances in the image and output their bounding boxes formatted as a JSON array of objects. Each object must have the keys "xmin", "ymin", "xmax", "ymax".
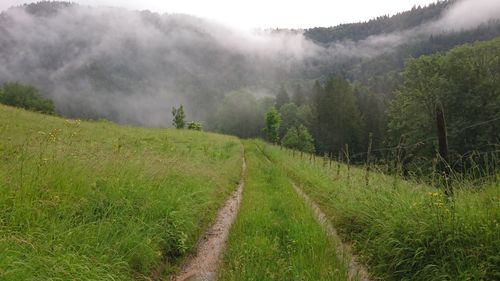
[
  {"xmin": 1, "ymin": 105, "xmax": 498, "ymax": 281},
  {"xmin": 259, "ymin": 142, "xmax": 500, "ymax": 281},
  {"xmin": 219, "ymin": 141, "xmax": 350, "ymax": 281},
  {"xmin": 0, "ymin": 105, "xmax": 243, "ymax": 280}
]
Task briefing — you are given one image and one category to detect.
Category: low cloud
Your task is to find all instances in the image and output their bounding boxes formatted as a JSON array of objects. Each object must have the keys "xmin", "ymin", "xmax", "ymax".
[{"xmin": 0, "ymin": 0, "xmax": 498, "ymax": 127}]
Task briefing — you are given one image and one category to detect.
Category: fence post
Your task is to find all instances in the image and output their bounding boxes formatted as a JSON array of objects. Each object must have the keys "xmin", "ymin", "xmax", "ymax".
[
  {"xmin": 365, "ymin": 133, "xmax": 373, "ymax": 187},
  {"xmin": 344, "ymin": 144, "xmax": 350, "ymax": 182},
  {"xmin": 337, "ymin": 150, "xmax": 342, "ymax": 177},
  {"xmin": 436, "ymin": 103, "xmax": 452, "ymax": 197},
  {"xmin": 492, "ymin": 151, "xmax": 498, "ymax": 183}
]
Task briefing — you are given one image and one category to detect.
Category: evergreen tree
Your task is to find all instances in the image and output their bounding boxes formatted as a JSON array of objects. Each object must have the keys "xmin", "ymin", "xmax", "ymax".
[
  {"xmin": 292, "ymin": 84, "xmax": 305, "ymax": 106},
  {"xmin": 171, "ymin": 105, "xmax": 186, "ymax": 129},
  {"xmin": 278, "ymin": 103, "xmax": 300, "ymax": 138},
  {"xmin": 312, "ymin": 78, "xmax": 362, "ymax": 154},
  {"xmin": 275, "ymin": 85, "xmax": 290, "ymax": 109}
]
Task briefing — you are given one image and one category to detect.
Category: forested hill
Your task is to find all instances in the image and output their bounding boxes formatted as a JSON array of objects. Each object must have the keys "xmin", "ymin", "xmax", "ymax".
[
  {"xmin": 0, "ymin": 1, "xmax": 308, "ymax": 127},
  {"xmin": 305, "ymin": 1, "xmax": 453, "ymax": 44},
  {"xmin": 303, "ymin": 0, "xmax": 500, "ymax": 89},
  {"xmin": 1, "ymin": 0, "xmax": 499, "ymax": 142}
]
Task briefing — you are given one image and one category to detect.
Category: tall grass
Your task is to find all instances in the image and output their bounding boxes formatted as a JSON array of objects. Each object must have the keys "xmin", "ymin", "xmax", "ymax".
[
  {"xmin": 0, "ymin": 105, "xmax": 243, "ymax": 280},
  {"xmin": 261, "ymin": 142, "xmax": 500, "ymax": 281},
  {"xmin": 219, "ymin": 141, "xmax": 350, "ymax": 281}
]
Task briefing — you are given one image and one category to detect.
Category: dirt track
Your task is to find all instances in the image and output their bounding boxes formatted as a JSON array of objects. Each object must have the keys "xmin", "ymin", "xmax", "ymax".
[{"xmin": 173, "ymin": 157, "xmax": 246, "ymax": 281}]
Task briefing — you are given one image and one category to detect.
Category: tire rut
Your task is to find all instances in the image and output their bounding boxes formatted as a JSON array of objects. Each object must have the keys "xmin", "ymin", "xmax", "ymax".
[
  {"xmin": 291, "ymin": 183, "xmax": 371, "ymax": 281},
  {"xmin": 256, "ymin": 144, "xmax": 371, "ymax": 281},
  {"xmin": 172, "ymin": 156, "xmax": 246, "ymax": 281}
]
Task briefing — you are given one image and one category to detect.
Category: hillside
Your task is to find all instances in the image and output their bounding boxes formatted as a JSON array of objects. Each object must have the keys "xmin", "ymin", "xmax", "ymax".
[
  {"xmin": 0, "ymin": 2, "xmax": 301, "ymax": 126},
  {"xmin": 0, "ymin": 104, "xmax": 243, "ymax": 280},
  {"xmin": 304, "ymin": 0, "xmax": 500, "ymax": 93},
  {"xmin": 1, "ymin": 1, "xmax": 500, "ymax": 131},
  {"xmin": 305, "ymin": 1, "xmax": 453, "ymax": 43},
  {"xmin": 1, "ymin": 105, "xmax": 498, "ymax": 281}
]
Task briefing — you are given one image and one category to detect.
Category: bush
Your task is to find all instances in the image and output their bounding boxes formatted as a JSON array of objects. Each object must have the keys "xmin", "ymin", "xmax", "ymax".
[{"xmin": 187, "ymin": 121, "xmax": 202, "ymax": 131}]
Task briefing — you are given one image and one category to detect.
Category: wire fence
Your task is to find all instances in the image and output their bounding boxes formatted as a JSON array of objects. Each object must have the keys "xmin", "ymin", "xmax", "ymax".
[{"xmin": 280, "ymin": 116, "xmax": 500, "ymax": 192}]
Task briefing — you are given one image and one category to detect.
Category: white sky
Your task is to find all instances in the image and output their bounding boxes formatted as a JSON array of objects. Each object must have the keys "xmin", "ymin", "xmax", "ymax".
[{"xmin": 0, "ymin": 0, "xmax": 439, "ymax": 29}]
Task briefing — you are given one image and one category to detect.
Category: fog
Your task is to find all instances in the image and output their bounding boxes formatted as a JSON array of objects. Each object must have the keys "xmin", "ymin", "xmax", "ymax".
[
  {"xmin": 0, "ymin": 0, "xmax": 498, "ymax": 127},
  {"xmin": 319, "ymin": 0, "xmax": 500, "ymax": 59}
]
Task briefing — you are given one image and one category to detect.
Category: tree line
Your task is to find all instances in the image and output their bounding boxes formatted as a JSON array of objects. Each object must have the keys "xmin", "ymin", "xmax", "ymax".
[
  {"xmin": 0, "ymin": 82, "xmax": 55, "ymax": 114},
  {"xmin": 254, "ymin": 37, "xmax": 499, "ymax": 181}
]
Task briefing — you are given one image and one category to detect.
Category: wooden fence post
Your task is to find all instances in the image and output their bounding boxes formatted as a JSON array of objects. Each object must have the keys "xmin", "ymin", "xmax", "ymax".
[
  {"xmin": 344, "ymin": 144, "xmax": 350, "ymax": 181},
  {"xmin": 365, "ymin": 133, "xmax": 373, "ymax": 187},
  {"xmin": 337, "ymin": 150, "xmax": 342, "ymax": 177},
  {"xmin": 436, "ymin": 103, "xmax": 452, "ymax": 197}
]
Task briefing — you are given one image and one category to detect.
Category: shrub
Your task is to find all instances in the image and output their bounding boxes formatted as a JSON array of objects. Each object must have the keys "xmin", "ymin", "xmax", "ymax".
[{"xmin": 187, "ymin": 121, "xmax": 202, "ymax": 131}]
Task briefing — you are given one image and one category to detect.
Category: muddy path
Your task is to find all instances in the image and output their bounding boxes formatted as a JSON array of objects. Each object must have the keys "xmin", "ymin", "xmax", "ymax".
[
  {"xmin": 291, "ymin": 183, "xmax": 371, "ymax": 281},
  {"xmin": 172, "ymin": 157, "xmax": 246, "ymax": 281}
]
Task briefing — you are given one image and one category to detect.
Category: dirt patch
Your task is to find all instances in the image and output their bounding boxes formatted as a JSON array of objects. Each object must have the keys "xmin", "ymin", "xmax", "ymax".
[
  {"xmin": 292, "ymin": 183, "xmax": 371, "ymax": 281},
  {"xmin": 172, "ymin": 158, "xmax": 246, "ymax": 281}
]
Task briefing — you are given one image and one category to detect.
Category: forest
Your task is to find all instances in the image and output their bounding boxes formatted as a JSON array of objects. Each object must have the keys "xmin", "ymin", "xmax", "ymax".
[{"xmin": 257, "ymin": 38, "xmax": 500, "ymax": 181}]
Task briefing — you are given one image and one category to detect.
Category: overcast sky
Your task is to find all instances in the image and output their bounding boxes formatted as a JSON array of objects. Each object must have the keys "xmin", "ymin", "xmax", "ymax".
[{"xmin": 0, "ymin": 0, "xmax": 439, "ymax": 29}]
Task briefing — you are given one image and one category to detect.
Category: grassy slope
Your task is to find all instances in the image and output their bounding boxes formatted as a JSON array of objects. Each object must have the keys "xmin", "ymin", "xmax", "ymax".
[
  {"xmin": 0, "ymin": 105, "xmax": 243, "ymax": 280},
  {"xmin": 260, "ymin": 142, "xmax": 500, "ymax": 281},
  {"xmin": 219, "ymin": 140, "xmax": 349, "ymax": 281}
]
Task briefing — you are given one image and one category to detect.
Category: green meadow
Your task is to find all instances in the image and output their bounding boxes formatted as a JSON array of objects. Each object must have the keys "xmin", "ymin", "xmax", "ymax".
[
  {"xmin": 0, "ymin": 105, "xmax": 243, "ymax": 280},
  {"xmin": 1, "ymin": 105, "xmax": 498, "ymax": 281},
  {"xmin": 258, "ymin": 142, "xmax": 500, "ymax": 281}
]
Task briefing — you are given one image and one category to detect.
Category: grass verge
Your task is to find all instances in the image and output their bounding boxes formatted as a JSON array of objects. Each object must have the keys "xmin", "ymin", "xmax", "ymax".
[
  {"xmin": 0, "ymin": 105, "xmax": 243, "ymax": 280},
  {"xmin": 259, "ymin": 141, "xmax": 500, "ymax": 281}
]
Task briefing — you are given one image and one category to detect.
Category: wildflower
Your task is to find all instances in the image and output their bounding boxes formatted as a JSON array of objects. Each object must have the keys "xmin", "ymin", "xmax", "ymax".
[{"xmin": 433, "ymin": 202, "xmax": 445, "ymax": 208}]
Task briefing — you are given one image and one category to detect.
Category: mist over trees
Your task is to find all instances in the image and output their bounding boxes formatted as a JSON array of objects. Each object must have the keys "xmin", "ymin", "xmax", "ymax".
[
  {"xmin": 0, "ymin": 0, "xmax": 499, "ymax": 178},
  {"xmin": 0, "ymin": 2, "xmax": 315, "ymax": 127},
  {"xmin": 1, "ymin": 1, "xmax": 499, "ymax": 129}
]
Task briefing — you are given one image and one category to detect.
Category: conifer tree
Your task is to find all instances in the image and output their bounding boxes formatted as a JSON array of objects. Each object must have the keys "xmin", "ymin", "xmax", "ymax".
[{"xmin": 172, "ymin": 105, "xmax": 186, "ymax": 129}]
